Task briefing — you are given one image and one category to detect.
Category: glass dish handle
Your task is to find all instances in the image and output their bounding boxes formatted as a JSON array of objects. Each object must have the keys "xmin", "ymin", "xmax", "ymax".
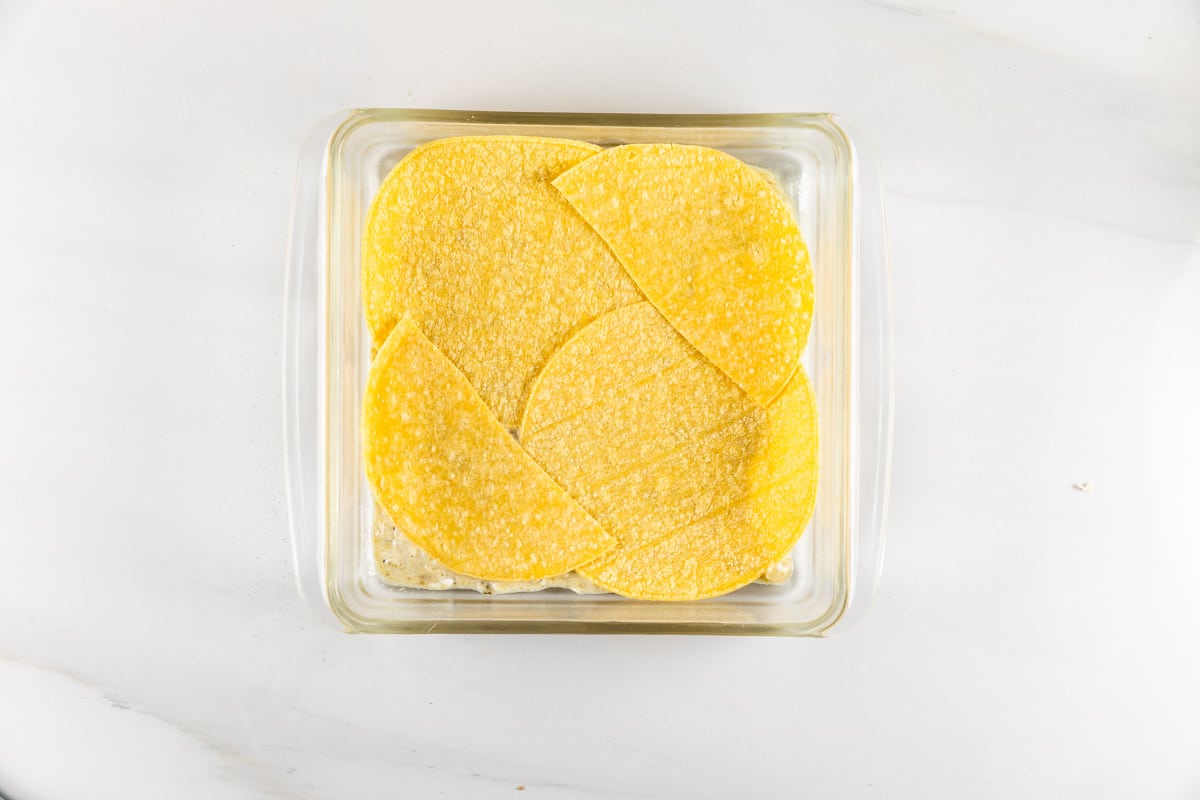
[
  {"xmin": 835, "ymin": 122, "xmax": 894, "ymax": 633},
  {"xmin": 283, "ymin": 113, "xmax": 345, "ymax": 621}
]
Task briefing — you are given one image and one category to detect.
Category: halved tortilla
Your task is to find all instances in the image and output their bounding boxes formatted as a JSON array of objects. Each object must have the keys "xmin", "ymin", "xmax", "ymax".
[
  {"xmin": 364, "ymin": 320, "xmax": 617, "ymax": 581},
  {"xmin": 520, "ymin": 302, "xmax": 818, "ymax": 600},
  {"xmin": 553, "ymin": 143, "xmax": 812, "ymax": 406}
]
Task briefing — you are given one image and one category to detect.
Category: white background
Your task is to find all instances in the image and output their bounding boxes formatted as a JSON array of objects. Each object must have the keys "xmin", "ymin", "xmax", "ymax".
[{"xmin": 2, "ymin": 1, "xmax": 1198, "ymax": 797}]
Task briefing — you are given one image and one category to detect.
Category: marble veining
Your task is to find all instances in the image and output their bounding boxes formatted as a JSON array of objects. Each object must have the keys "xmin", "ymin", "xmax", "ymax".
[{"xmin": 1, "ymin": 1, "xmax": 1197, "ymax": 798}]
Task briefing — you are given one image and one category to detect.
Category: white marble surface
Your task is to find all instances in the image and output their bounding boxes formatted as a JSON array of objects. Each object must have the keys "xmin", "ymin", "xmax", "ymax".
[{"xmin": 1, "ymin": 1, "xmax": 1198, "ymax": 797}]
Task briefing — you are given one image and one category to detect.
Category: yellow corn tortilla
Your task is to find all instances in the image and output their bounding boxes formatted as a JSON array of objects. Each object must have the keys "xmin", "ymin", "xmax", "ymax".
[
  {"xmin": 364, "ymin": 319, "xmax": 617, "ymax": 581},
  {"xmin": 363, "ymin": 136, "xmax": 643, "ymax": 428},
  {"xmin": 520, "ymin": 302, "xmax": 818, "ymax": 600},
  {"xmin": 553, "ymin": 143, "xmax": 813, "ymax": 406}
]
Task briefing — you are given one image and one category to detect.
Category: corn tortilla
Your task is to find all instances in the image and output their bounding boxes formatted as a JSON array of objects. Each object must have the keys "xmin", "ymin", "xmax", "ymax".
[
  {"xmin": 364, "ymin": 320, "xmax": 617, "ymax": 581},
  {"xmin": 520, "ymin": 303, "xmax": 817, "ymax": 600},
  {"xmin": 553, "ymin": 143, "xmax": 812, "ymax": 406},
  {"xmin": 363, "ymin": 135, "xmax": 643, "ymax": 427}
]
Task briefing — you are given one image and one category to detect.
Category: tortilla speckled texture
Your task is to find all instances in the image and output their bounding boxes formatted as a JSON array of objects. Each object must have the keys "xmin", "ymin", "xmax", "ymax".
[
  {"xmin": 520, "ymin": 302, "xmax": 818, "ymax": 600},
  {"xmin": 553, "ymin": 143, "xmax": 812, "ymax": 406},
  {"xmin": 364, "ymin": 319, "xmax": 617, "ymax": 581},
  {"xmin": 363, "ymin": 136, "xmax": 643, "ymax": 428}
]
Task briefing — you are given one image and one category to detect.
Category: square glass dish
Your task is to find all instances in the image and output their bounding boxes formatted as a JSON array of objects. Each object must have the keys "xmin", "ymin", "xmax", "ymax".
[{"xmin": 284, "ymin": 109, "xmax": 893, "ymax": 635}]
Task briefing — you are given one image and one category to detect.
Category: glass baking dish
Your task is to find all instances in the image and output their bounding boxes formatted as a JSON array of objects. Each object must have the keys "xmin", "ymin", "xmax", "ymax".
[{"xmin": 284, "ymin": 109, "xmax": 893, "ymax": 635}]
